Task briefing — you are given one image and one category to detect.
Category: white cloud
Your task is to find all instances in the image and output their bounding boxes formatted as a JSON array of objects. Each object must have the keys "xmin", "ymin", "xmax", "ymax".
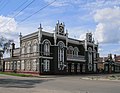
[
  {"xmin": 44, "ymin": 0, "xmax": 69, "ymax": 7},
  {"xmin": 0, "ymin": 16, "xmax": 17, "ymax": 32},
  {"xmin": 78, "ymin": 0, "xmax": 120, "ymax": 10},
  {"xmin": 94, "ymin": 7, "xmax": 120, "ymax": 43}
]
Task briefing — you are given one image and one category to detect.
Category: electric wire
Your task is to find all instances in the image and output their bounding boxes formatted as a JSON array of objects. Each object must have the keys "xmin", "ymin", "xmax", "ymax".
[
  {"xmin": 19, "ymin": 0, "xmax": 56, "ymax": 24},
  {"xmin": 0, "ymin": 0, "xmax": 36, "ymax": 28},
  {"xmin": 13, "ymin": 0, "xmax": 29, "ymax": 12},
  {"xmin": 0, "ymin": 0, "xmax": 8, "ymax": 12}
]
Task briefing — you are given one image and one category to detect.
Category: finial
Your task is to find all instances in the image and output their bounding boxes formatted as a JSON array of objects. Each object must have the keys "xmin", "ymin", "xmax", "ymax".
[
  {"xmin": 97, "ymin": 40, "xmax": 99, "ymax": 45},
  {"xmin": 66, "ymin": 29, "xmax": 68, "ymax": 36},
  {"xmin": 38, "ymin": 23, "xmax": 43, "ymax": 30},
  {"xmin": 57, "ymin": 20, "xmax": 59, "ymax": 24},
  {"xmin": 19, "ymin": 32, "xmax": 22, "ymax": 38},
  {"xmin": 66, "ymin": 29, "xmax": 68, "ymax": 33},
  {"xmin": 63, "ymin": 22, "xmax": 65, "ymax": 26}
]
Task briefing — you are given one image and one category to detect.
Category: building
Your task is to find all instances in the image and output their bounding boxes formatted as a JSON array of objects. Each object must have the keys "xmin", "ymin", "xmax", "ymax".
[
  {"xmin": 98, "ymin": 54, "xmax": 120, "ymax": 73},
  {"xmin": 4, "ymin": 21, "xmax": 99, "ymax": 75},
  {"xmin": 0, "ymin": 48, "xmax": 4, "ymax": 71}
]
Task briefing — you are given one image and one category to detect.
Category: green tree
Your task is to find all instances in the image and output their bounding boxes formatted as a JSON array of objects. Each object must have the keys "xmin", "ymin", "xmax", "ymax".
[{"xmin": 0, "ymin": 36, "xmax": 13, "ymax": 53}]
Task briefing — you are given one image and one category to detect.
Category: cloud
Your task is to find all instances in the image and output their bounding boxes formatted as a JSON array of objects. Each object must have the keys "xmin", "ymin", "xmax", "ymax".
[
  {"xmin": 78, "ymin": 0, "xmax": 120, "ymax": 10},
  {"xmin": 44, "ymin": 0, "xmax": 70, "ymax": 7},
  {"xmin": 0, "ymin": 16, "xmax": 17, "ymax": 32},
  {"xmin": 94, "ymin": 7, "xmax": 120, "ymax": 43},
  {"xmin": 0, "ymin": 16, "xmax": 20, "ymax": 49},
  {"xmin": 44, "ymin": 0, "xmax": 120, "ymax": 9}
]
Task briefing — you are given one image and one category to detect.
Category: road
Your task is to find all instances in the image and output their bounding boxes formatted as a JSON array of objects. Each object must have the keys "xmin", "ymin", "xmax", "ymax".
[{"xmin": 0, "ymin": 74, "xmax": 120, "ymax": 93}]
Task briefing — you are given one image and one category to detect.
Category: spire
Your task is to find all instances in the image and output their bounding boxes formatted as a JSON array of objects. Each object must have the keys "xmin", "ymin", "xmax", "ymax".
[
  {"xmin": 57, "ymin": 20, "xmax": 59, "ymax": 24},
  {"xmin": 38, "ymin": 23, "xmax": 43, "ymax": 30},
  {"xmin": 19, "ymin": 32, "xmax": 22, "ymax": 38},
  {"xmin": 38, "ymin": 23, "xmax": 42, "ymax": 44},
  {"xmin": 66, "ymin": 29, "xmax": 68, "ymax": 35}
]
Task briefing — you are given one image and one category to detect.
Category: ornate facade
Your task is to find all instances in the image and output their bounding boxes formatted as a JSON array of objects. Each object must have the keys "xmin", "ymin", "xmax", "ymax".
[{"xmin": 4, "ymin": 21, "xmax": 99, "ymax": 75}]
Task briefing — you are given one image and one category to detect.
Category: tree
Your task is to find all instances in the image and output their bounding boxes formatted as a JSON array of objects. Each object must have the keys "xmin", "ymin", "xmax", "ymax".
[{"xmin": 0, "ymin": 36, "xmax": 13, "ymax": 53}]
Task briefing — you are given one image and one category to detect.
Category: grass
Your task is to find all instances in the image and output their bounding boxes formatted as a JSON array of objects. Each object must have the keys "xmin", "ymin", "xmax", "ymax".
[{"xmin": 0, "ymin": 72, "xmax": 33, "ymax": 77}]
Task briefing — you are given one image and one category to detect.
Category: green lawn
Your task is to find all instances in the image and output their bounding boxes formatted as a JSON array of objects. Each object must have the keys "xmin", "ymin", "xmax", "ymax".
[{"xmin": 0, "ymin": 72, "xmax": 33, "ymax": 77}]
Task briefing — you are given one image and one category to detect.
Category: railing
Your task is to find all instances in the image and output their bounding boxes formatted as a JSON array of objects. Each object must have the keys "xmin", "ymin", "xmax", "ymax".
[
  {"xmin": 21, "ymin": 52, "xmax": 39, "ymax": 58},
  {"xmin": 21, "ymin": 52, "xmax": 53, "ymax": 58},
  {"xmin": 67, "ymin": 54, "xmax": 85, "ymax": 60}
]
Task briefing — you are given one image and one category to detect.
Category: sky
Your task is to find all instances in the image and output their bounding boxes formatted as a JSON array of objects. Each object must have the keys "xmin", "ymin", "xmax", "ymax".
[{"xmin": 0, "ymin": 0, "xmax": 120, "ymax": 57}]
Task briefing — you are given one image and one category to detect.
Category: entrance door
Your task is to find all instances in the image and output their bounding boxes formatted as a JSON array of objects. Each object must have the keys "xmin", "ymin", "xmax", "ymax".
[
  {"xmin": 80, "ymin": 64, "xmax": 83, "ymax": 74},
  {"xmin": 74, "ymin": 64, "xmax": 77, "ymax": 74}
]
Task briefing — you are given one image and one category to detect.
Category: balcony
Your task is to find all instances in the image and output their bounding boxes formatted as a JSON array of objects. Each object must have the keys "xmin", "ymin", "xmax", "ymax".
[{"xmin": 67, "ymin": 54, "xmax": 85, "ymax": 62}]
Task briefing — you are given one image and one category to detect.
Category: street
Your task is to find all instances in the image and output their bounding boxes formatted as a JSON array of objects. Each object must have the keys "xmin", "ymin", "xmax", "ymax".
[{"xmin": 0, "ymin": 74, "xmax": 120, "ymax": 93}]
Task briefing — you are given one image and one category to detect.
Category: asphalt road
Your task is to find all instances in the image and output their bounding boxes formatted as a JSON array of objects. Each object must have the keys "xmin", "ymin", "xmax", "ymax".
[{"xmin": 0, "ymin": 74, "xmax": 120, "ymax": 93}]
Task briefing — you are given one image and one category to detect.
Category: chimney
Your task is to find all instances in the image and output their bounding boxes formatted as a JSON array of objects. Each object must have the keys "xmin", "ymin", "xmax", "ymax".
[
  {"xmin": 11, "ymin": 43, "xmax": 15, "ymax": 50},
  {"xmin": 114, "ymin": 54, "xmax": 116, "ymax": 62}
]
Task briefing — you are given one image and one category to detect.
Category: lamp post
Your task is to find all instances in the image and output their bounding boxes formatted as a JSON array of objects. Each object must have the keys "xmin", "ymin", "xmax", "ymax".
[{"xmin": 0, "ymin": 48, "xmax": 4, "ymax": 71}]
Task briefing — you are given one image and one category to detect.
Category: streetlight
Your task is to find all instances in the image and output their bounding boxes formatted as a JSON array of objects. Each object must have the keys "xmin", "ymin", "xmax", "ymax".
[{"xmin": 0, "ymin": 47, "xmax": 4, "ymax": 71}]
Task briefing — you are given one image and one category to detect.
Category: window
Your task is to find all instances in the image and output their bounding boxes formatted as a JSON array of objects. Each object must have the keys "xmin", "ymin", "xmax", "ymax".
[
  {"xmin": 73, "ymin": 47, "xmax": 79, "ymax": 56},
  {"xmin": 27, "ymin": 46, "xmax": 31, "ymax": 54},
  {"xmin": 22, "ymin": 47, "xmax": 25, "ymax": 54},
  {"xmin": 58, "ymin": 41, "xmax": 65, "ymax": 70},
  {"xmin": 21, "ymin": 60, "xmax": 24, "ymax": 70},
  {"xmin": 67, "ymin": 46, "xmax": 73, "ymax": 55},
  {"xmin": 32, "ymin": 59, "xmax": 37, "ymax": 71},
  {"xmin": 26, "ymin": 60, "xmax": 30, "ymax": 71},
  {"xmin": 27, "ymin": 42, "xmax": 31, "ymax": 54},
  {"xmin": 33, "ymin": 44, "xmax": 38, "ymax": 53},
  {"xmin": 32, "ymin": 40, "xmax": 38, "ymax": 53},
  {"xmin": 71, "ymin": 63, "xmax": 74, "ymax": 72},
  {"xmin": 43, "ymin": 59, "xmax": 50, "ymax": 72},
  {"xmin": 43, "ymin": 39, "xmax": 51, "ymax": 55},
  {"xmin": 88, "ymin": 47, "xmax": 92, "ymax": 64},
  {"xmin": 88, "ymin": 47, "xmax": 92, "ymax": 71},
  {"xmin": 77, "ymin": 63, "xmax": 80, "ymax": 72}
]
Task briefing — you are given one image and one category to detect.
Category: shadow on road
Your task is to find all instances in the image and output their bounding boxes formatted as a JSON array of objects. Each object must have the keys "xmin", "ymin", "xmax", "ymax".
[{"xmin": 0, "ymin": 78, "xmax": 52, "ymax": 88}]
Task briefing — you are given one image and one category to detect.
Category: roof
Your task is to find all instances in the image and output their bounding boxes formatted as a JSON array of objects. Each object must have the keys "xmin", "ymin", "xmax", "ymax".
[
  {"xmin": 115, "ymin": 55, "xmax": 120, "ymax": 62},
  {"xmin": 98, "ymin": 57, "xmax": 108, "ymax": 63}
]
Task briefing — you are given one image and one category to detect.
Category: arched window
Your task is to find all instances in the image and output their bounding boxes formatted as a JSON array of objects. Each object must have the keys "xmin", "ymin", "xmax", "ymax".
[
  {"xmin": 42, "ymin": 39, "xmax": 51, "ymax": 55},
  {"xmin": 27, "ymin": 46, "xmax": 30, "ymax": 53},
  {"xmin": 21, "ymin": 43, "xmax": 25, "ymax": 54},
  {"xmin": 27, "ymin": 42, "xmax": 31, "ymax": 54},
  {"xmin": 67, "ymin": 46, "xmax": 73, "ymax": 55},
  {"xmin": 32, "ymin": 39, "xmax": 38, "ymax": 53},
  {"xmin": 22, "ymin": 47, "xmax": 25, "ymax": 54},
  {"xmin": 43, "ymin": 59, "xmax": 50, "ymax": 72},
  {"xmin": 32, "ymin": 44, "xmax": 37, "ymax": 53},
  {"xmin": 58, "ymin": 41, "xmax": 65, "ymax": 70},
  {"xmin": 73, "ymin": 47, "xmax": 79, "ymax": 56},
  {"xmin": 88, "ymin": 47, "xmax": 92, "ymax": 71}
]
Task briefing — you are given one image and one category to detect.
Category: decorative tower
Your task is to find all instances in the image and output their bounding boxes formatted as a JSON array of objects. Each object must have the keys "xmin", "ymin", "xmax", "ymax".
[
  {"xmin": 86, "ymin": 33, "xmax": 92, "ymax": 43},
  {"xmin": 38, "ymin": 23, "xmax": 43, "ymax": 44},
  {"xmin": 55, "ymin": 20, "xmax": 65, "ymax": 35}
]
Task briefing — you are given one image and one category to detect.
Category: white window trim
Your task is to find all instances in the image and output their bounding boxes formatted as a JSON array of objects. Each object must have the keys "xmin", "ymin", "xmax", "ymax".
[
  {"xmin": 73, "ymin": 47, "xmax": 79, "ymax": 57},
  {"xmin": 57, "ymin": 41, "xmax": 65, "ymax": 70},
  {"xmin": 43, "ymin": 59, "xmax": 50, "ymax": 72},
  {"xmin": 42, "ymin": 39, "xmax": 51, "ymax": 56}
]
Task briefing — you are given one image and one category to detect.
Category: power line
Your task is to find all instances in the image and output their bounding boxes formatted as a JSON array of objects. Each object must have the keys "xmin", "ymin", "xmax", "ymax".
[
  {"xmin": 0, "ymin": 0, "xmax": 36, "ymax": 28},
  {"xmin": 10, "ymin": 0, "xmax": 35, "ymax": 18},
  {"xmin": 0, "ymin": 0, "xmax": 4, "ymax": 7},
  {"xmin": 19, "ymin": 0, "xmax": 56, "ymax": 24},
  {"xmin": 0, "ymin": 0, "xmax": 8, "ymax": 12},
  {"xmin": 13, "ymin": 0, "xmax": 29, "ymax": 12}
]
